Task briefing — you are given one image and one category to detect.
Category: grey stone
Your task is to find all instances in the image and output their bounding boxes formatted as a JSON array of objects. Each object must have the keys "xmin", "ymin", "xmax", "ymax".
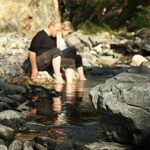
[
  {"xmin": 0, "ymin": 145, "xmax": 8, "ymax": 150},
  {"xmin": 0, "ymin": 110, "xmax": 26, "ymax": 120},
  {"xmin": 0, "ymin": 124, "xmax": 14, "ymax": 141},
  {"xmin": 9, "ymin": 140, "xmax": 22, "ymax": 150},
  {"xmin": 89, "ymin": 73, "xmax": 150, "ymax": 147},
  {"xmin": 23, "ymin": 141, "xmax": 34, "ymax": 150}
]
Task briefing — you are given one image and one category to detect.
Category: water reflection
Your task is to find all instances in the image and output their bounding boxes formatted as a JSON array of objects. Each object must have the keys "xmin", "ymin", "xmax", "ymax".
[
  {"xmin": 29, "ymin": 81, "xmax": 88, "ymax": 125},
  {"xmin": 20, "ymin": 79, "xmax": 102, "ymax": 145}
]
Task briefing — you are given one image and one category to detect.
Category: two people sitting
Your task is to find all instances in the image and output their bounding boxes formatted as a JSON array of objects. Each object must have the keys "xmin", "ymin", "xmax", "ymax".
[{"xmin": 27, "ymin": 18, "xmax": 86, "ymax": 84}]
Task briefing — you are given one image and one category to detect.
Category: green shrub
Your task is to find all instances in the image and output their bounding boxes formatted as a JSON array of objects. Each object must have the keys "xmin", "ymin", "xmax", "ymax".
[
  {"xmin": 127, "ymin": 6, "xmax": 150, "ymax": 31},
  {"xmin": 78, "ymin": 21, "xmax": 112, "ymax": 34}
]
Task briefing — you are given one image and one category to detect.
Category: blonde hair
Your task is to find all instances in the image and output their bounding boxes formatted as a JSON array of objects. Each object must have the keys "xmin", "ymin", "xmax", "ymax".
[
  {"xmin": 48, "ymin": 17, "xmax": 61, "ymax": 27},
  {"xmin": 62, "ymin": 21, "xmax": 74, "ymax": 33}
]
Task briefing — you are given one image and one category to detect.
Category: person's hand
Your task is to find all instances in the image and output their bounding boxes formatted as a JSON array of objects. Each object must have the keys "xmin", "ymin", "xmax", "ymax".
[{"xmin": 31, "ymin": 68, "xmax": 38, "ymax": 79}]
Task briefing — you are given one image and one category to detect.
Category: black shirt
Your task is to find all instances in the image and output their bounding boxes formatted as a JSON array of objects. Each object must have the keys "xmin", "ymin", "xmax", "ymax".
[{"xmin": 29, "ymin": 30, "xmax": 57, "ymax": 55}]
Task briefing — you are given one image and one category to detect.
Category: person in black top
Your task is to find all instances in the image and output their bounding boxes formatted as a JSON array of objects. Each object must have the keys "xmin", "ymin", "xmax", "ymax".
[{"xmin": 28, "ymin": 18, "xmax": 75, "ymax": 84}]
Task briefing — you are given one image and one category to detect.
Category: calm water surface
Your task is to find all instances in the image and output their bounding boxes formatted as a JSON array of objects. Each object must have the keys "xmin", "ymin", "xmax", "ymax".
[
  {"xmin": 35, "ymin": 76, "xmax": 106, "ymax": 125},
  {"xmin": 18, "ymin": 76, "xmax": 107, "ymax": 146}
]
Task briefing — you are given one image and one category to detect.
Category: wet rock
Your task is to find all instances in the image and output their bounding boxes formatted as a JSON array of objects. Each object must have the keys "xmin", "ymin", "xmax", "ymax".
[
  {"xmin": 8, "ymin": 140, "xmax": 23, "ymax": 150},
  {"xmin": 0, "ymin": 110, "xmax": 26, "ymax": 120},
  {"xmin": 0, "ymin": 80, "xmax": 27, "ymax": 94},
  {"xmin": 0, "ymin": 95, "xmax": 18, "ymax": 108},
  {"xmin": 85, "ymin": 141, "xmax": 139, "ymax": 150},
  {"xmin": 0, "ymin": 102, "xmax": 11, "ymax": 111},
  {"xmin": 0, "ymin": 110, "xmax": 26, "ymax": 129},
  {"xmin": 34, "ymin": 136, "xmax": 53, "ymax": 149},
  {"xmin": 34, "ymin": 143, "xmax": 47, "ymax": 150},
  {"xmin": 0, "ymin": 145, "xmax": 8, "ymax": 150},
  {"xmin": 23, "ymin": 141, "xmax": 34, "ymax": 150},
  {"xmin": 89, "ymin": 73, "xmax": 150, "ymax": 148},
  {"xmin": 85, "ymin": 65, "xmax": 150, "ymax": 78},
  {"xmin": 84, "ymin": 66, "xmax": 129, "ymax": 77},
  {"xmin": 7, "ymin": 94, "xmax": 26, "ymax": 103},
  {"xmin": 16, "ymin": 102, "xmax": 31, "ymax": 115},
  {"xmin": 0, "ymin": 139, "xmax": 7, "ymax": 150},
  {"xmin": 22, "ymin": 121, "xmax": 49, "ymax": 133},
  {"xmin": 140, "ymin": 61, "xmax": 150, "ymax": 73},
  {"xmin": 0, "ymin": 139, "xmax": 5, "ymax": 145},
  {"xmin": 0, "ymin": 124, "xmax": 15, "ymax": 141}
]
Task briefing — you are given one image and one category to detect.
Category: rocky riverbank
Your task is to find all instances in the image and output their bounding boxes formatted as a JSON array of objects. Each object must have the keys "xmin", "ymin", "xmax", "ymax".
[
  {"xmin": 1, "ymin": 73, "xmax": 149, "ymax": 149},
  {"xmin": 0, "ymin": 28, "xmax": 150, "ymax": 84},
  {"xmin": 0, "ymin": 80, "xmax": 64, "ymax": 149},
  {"xmin": 0, "ymin": 28, "xmax": 150, "ymax": 149},
  {"xmin": 89, "ymin": 73, "xmax": 150, "ymax": 149}
]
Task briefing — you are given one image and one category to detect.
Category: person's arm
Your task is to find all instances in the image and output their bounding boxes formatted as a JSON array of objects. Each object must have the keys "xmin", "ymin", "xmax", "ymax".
[
  {"xmin": 29, "ymin": 51, "xmax": 38, "ymax": 79},
  {"xmin": 29, "ymin": 31, "xmax": 43, "ymax": 79}
]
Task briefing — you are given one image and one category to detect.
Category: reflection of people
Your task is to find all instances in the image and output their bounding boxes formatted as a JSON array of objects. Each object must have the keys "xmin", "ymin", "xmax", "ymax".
[
  {"xmin": 52, "ymin": 82, "xmax": 84, "ymax": 124},
  {"xmin": 28, "ymin": 82, "xmax": 84, "ymax": 125},
  {"xmin": 56, "ymin": 21, "xmax": 86, "ymax": 81},
  {"xmin": 28, "ymin": 18, "xmax": 75, "ymax": 83}
]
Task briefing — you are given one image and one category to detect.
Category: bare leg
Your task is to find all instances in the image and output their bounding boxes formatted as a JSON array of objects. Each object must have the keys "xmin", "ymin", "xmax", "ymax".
[
  {"xmin": 65, "ymin": 68, "xmax": 74, "ymax": 84},
  {"xmin": 77, "ymin": 66, "xmax": 86, "ymax": 80},
  {"xmin": 73, "ymin": 70, "xmax": 79, "ymax": 80},
  {"xmin": 52, "ymin": 56, "xmax": 65, "ymax": 84}
]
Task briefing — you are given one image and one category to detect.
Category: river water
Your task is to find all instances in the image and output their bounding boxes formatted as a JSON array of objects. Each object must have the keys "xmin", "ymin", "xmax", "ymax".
[{"xmin": 16, "ymin": 76, "xmax": 107, "ymax": 148}]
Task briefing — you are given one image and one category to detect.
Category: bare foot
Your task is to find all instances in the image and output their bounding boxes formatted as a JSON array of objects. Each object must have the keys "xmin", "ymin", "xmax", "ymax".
[
  {"xmin": 79, "ymin": 77, "xmax": 87, "ymax": 81},
  {"xmin": 54, "ymin": 77, "xmax": 65, "ymax": 84},
  {"xmin": 54, "ymin": 83, "xmax": 64, "ymax": 92}
]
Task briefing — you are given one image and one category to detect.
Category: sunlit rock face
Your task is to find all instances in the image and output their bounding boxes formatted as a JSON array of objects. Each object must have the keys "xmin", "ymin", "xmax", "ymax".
[
  {"xmin": 0, "ymin": 32, "xmax": 30, "ymax": 82},
  {"xmin": 0, "ymin": 0, "xmax": 60, "ymax": 37}
]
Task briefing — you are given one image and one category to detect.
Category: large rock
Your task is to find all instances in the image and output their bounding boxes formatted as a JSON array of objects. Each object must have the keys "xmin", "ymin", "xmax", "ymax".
[
  {"xmin": 0, "ymin": 33, "xmax": 29, "ymax": 82},
  {"xmin": 0, "ymin": 110, "xmax": 26, "ymax": 120},
  {"xmin": 85, "ymin": 141, "xmax": 137, "ymax": 150},
  {"xmin": 131, "ymin": 54, "xmax": 148, "ymax": 66},
  {"xmin": 0, "ymin": 124, "xmax": 15, "ymax": 141},
  {"xmin": 135, "ymin": 28, "xmax": 150, "ymax": 52},
  {"xmin": 89, "ymin": 73, "xmax": 150, "ymax": 148},
  {"xmin": 9, "ymin": 140, "xmax": 23, "ymax": 150},
  {"xmin": 0, "ymin": 0, "xmax": 60, "ymax": 37}
]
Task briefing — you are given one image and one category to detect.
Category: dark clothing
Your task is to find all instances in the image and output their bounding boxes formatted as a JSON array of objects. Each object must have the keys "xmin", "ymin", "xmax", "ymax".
[
  {"xmin": 36, "ymin": 48, "xmax": 62, "ymax": 71},
  {"xmin": 36, "ymin": 49, "xmax": 75, "ymax": 71},
  {"xmin": 75, "ymin": 54, "xmax": 83, "ymax": 68},
  {"xmin": 29, "ymin": 30, "xmax": 57, "ymax": 55},
  {"xmin": 28, "ymin": 30, "xmax": 75, "ymax": 72},
  {"xmin": 62, "ymin": 47, "xmax": 83, "ymax": 68}
]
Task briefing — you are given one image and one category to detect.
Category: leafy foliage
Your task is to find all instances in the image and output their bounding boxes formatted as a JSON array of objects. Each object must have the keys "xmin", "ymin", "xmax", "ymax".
[
  {"xmin": 59, "ymin": 0, "xmax": 150, "ymax": 32},
  {"xmin": 79, "ymin": 21, "xmax": 112, "ymax": 34},
  {"xmin": 127, "ymin": 6, "xmax": 150, "ymax": 31}
]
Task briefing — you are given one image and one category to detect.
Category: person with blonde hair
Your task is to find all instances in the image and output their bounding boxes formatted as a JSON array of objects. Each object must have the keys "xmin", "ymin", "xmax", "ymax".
[
  {"xmin": 28, "ymin": 18, "xmax": 75, "ymax": 83},
  {"xmin": 57, "ymin": 21, "xmax": 86, "ymax": 80}
]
